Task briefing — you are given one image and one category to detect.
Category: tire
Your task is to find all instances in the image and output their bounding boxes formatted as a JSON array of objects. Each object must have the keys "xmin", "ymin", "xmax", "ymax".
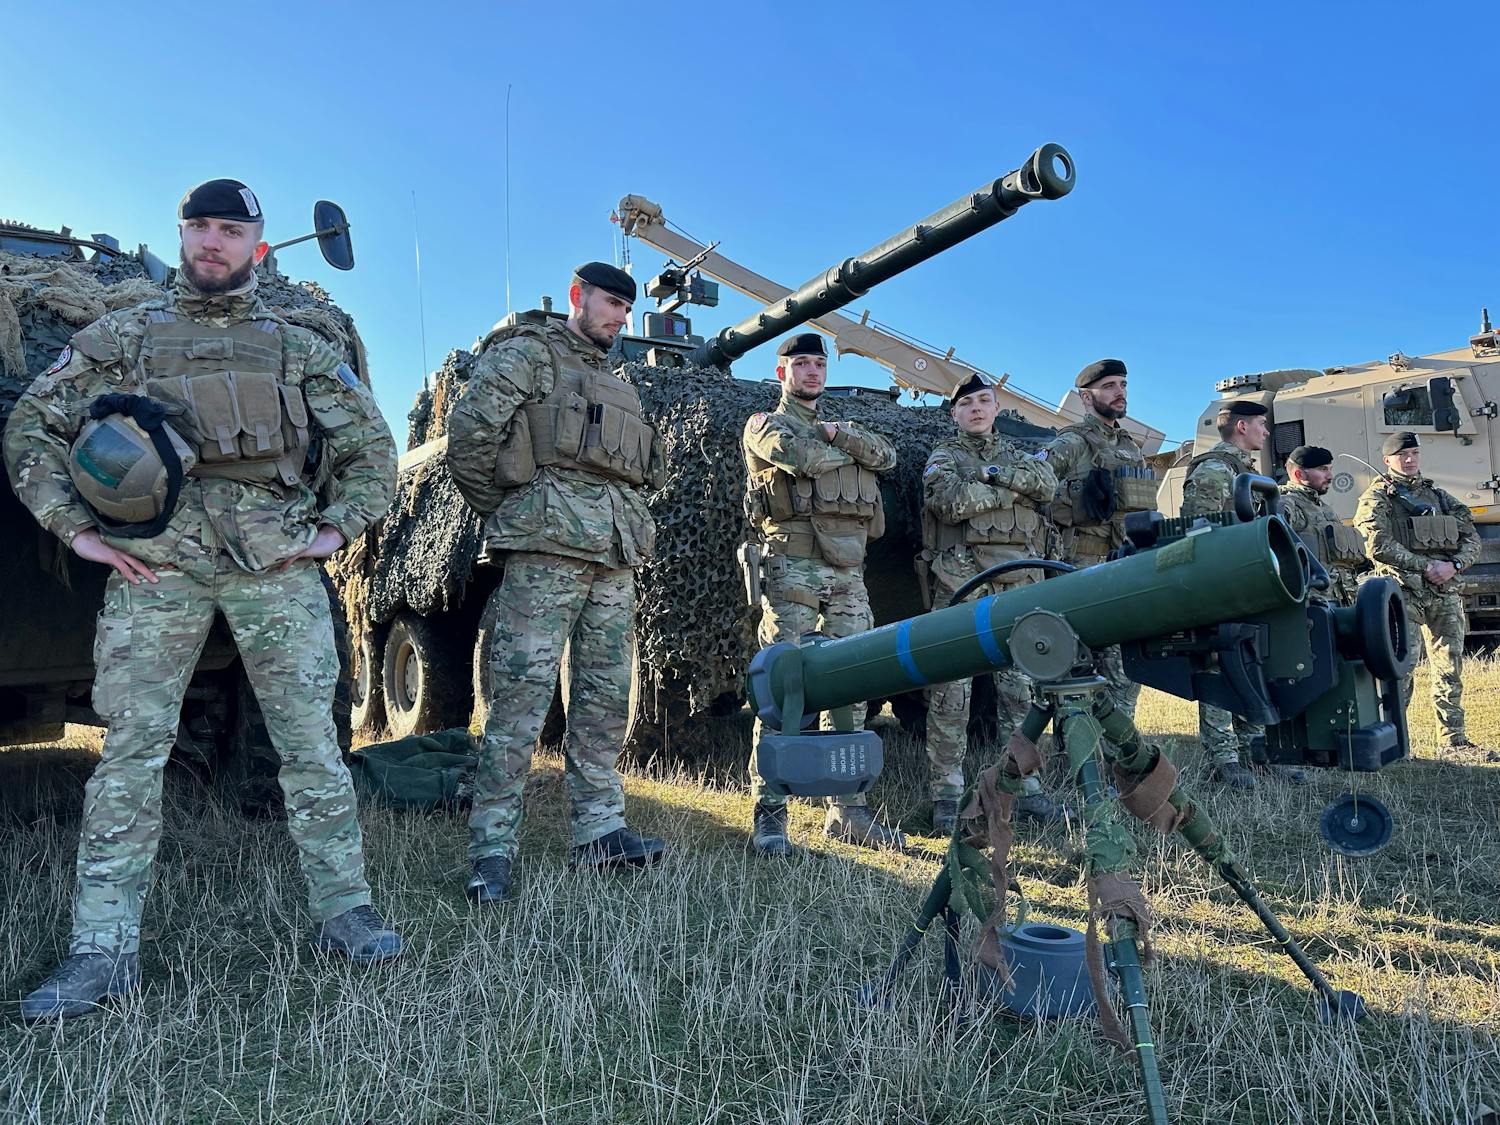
[
  {"xmin": 350, "ymin": 627, "xmax": 384, "ymax": 734},
  {"xmin": 382, "ymin": 611, "xmax": 469, "ymax": 739},
  {"xmin": 472, "ymin": 584, "xmax": 564, "ymax": 743}
]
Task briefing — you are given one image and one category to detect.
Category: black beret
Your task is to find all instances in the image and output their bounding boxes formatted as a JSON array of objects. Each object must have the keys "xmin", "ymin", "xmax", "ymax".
[
  {"xmin": 1216, "ymin": 399, "xmax": 1268, "ymax": 418},
  {"xmin": 776, "ymin": 333, "xmax": 826, "ymax": 358},
  {"xmin": 1076, "ymin": 358, "xmax": 1127, "ymax": 389},
  {"xmin": 948, "ymin": 372, "xmax": 993, "ymax": 407},
  {"xmin": 1381, "ymin": 431, "xmax": 1420, "ymax": 457},
  {"xmin": 1286, "ymin": 445, "xmax": 1333, "ymax": 469},
  {"xmin": 178, "ymin": 178, "xmax": 264, "ymax": 223},
  {"xmin": 573, "ymin": 261, "xmax": 636, "ymax": 303}
]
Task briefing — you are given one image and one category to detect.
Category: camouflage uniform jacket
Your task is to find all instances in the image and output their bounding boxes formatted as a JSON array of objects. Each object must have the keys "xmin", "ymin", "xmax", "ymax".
[
  {"xmin": 1354, "ymin": 472, "xmax": 1480, "ymax": 591},
  {"xmin": 742, "ymin": 393, "xmax": 896, "ymax": 540},
  {"xmin": 923, "ymin": 430, "xmax": 1056, "ymax": 586},
  {"xmin": 2, "ymin": 274, "xmax": 395, "ymax": 573},
  {"xmin": 459, "ymin": 321, "xmax": 659, "ymax": 568},
  {"xmin": 1279, "ymin": 482, "xmax": 1368, "ymax": 603},
  {"xmin": 1180, "ymin": 440, "xmax": 1255, "ymax": 519},
  {"xmin": 1043, "ymin": 413, "xmax": 1147, "ymax": 559}
]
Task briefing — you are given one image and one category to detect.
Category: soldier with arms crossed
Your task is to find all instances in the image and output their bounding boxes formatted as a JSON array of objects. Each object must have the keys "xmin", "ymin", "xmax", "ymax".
[
  {"xmin": 1355, "ymin": 431, "xmax": 1484, "ymax": 752},
  {"xmin": 921, "ymin": 373, "xmax": 1058, "ymax": 833},
  {"xmin": 4, "ymin": 179, "xmax": 401, "ymax": 1020},
  {"xmin": 741, "ymin": 333, "xmax": 901, "ymax": 855},
  {"xmin": 446, "ymin": 262, "xmax": 667, "ymax": 904}
]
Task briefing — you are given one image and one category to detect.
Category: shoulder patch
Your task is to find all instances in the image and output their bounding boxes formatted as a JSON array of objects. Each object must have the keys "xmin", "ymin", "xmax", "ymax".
[
  {"xmin": 335, "ymin": 362, "xmax": 360, "ymax": 389},
  {"xmin": 1031, "ymin": 448, "xmax": 1049, "ymax": 461},
  {"xmin": 749, "ymin": 412, "xmax": 769, "ymax": 433},
  {"xmin": 923, "ymin": 463, "xmax": 939, "ymax": 477},
  {"xmin": 43, "ymin": 345, "xmax": 72, "ymax": 375}
]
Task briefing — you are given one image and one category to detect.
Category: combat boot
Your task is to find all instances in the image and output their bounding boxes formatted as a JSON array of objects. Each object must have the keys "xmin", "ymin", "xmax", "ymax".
[
  {"xmin": 312, "ymin": 905, "xmax": 402, "ymax": 964},
  {"xmin": 824, "ymin": 804, "xmax": 905, "ymax": 850},
  {"xmin": 466, "ymin": 855, "xmax": 513, "ymax": 905},
  {"xmin": 1209, "ymin": 761, "xmax": 1257, "ymax": 789},
  {"xmin": 570, "ymin": 827, "xmax": 666, "ymax": 871},
  {"xmin": 750, "ymin": 801, "xmax": 792, "ymax": 857},
  {"xmin": 21, "ymin": 952, "xmax": 139, "ymax": 1021},
  {"xmin": 1014, "ymin": 792, "xmax": 1063, "ymax": 825},
  {"xmin": 931, "ymin": 798, "xmax": 959, "ymax": 836}
]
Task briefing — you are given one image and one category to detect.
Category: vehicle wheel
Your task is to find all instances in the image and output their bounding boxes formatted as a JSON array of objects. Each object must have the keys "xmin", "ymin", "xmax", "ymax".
[
  {"xmin": 382, "ymin": 611, "xmax": 468, "ymax": 739},
  {"xmin": 350, "ymin": 628, "xmax": 384, "ymax": 734},
  {"xmin": 888, "ymin": 690, "xmax": 928, "ymax": 740}
]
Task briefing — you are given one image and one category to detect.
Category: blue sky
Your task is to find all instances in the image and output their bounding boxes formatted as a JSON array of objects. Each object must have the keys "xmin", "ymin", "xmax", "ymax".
[{"xmin": 4, "ymin": 1, "xmax": 1495, "ymax": 450}]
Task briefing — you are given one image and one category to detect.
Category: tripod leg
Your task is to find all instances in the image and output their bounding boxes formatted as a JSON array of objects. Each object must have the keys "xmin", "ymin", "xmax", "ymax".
[
  {"xmin": 1106, "ymin": 917, "xmax": 1171, "ymax": 1125},
  {"xmin": 855, "ymin": 868, "xmax": 953, "ymax": 1008}
]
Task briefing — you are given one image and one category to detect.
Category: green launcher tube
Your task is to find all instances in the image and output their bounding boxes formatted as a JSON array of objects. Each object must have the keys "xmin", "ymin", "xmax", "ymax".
[{"xmin": 750, "ymin": 515, "xmax": 1305, "ymax": 722}]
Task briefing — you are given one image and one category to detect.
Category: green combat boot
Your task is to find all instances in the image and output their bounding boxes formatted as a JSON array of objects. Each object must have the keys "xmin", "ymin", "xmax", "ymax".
[
  {"xmin": 21, "ymin": 952, "xmax": 139, "ymax": 1020},
  {"xmin": 467, "ymin": 855, "xmax": 513, "ymax": 905},
  {"xmin": 1210, "ymin": 761, "xmax": 1257, "ymax": 790},
  {"xmin": 931, "ymin": 798, "xmax": 959, "ymax": 835},
  {"xmin": 312, "ymin": 905, "xmax": 402, "ymax": 964},
  {"xmin": 570, "ymin": 827, "xmax": 666, "ymax": 872},
  {"xmin": 751, "ymin": 801, "xmax": 792, "ymax": 857},
  {"xmin": 824, "ymin": 805, "xmax": 905, "ymax": 850}
]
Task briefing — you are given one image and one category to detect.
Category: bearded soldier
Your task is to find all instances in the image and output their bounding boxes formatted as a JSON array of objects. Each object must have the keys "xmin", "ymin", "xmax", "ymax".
[
  {"xmin": 1044, "ymin": 358, "xmax": 1155, "ymax": 721},
  {"xmin": 4, "ymin": 179, "xmax": 400, "ymax": 1020},
  {"xmin": 1180, "ymin": 399, "xmax": 1307, "ymax": 788},
  {"xmin": 920, "ymin": 373, "xmax": 1058, "ymax": 833},
  {"xmin": 1355, "ymin": 431, "xmax": 1484, "ymax": 751},
  {"xmin": 741, "ymin": 333, "xmax": 901, "ymax": 855},
  {"xmin": 446, "ymin": 261, "xmax": 666, "ymax": 905},
  {"xmin": 1279, "ymin": 445, "xmax": 1368, "ymax": 606}
]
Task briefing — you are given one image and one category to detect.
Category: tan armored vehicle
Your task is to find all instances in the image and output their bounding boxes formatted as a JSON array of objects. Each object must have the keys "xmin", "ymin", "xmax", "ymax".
[
  {"xmin": 0, "ymin": 212, "xmax": 363, "ymax": 811},
  {"xmin": 1156, "ymin": 310, "xmax": 1500, "ymax": 636}
]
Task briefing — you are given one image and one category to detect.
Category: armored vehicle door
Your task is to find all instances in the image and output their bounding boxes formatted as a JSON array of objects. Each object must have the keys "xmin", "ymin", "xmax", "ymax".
[{"xmin": 1365, "ymin": 358, "xmax": 1498, "ymax": 512}]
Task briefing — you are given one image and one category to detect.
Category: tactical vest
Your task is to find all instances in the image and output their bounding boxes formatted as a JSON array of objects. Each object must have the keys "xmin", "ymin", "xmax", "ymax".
[
  {"xmin": 921, "ymin": 442, "xmax": 1045, "ymax": 556},
  {"xmin": 136, "ymin": 311, "xmax": 310, "ymax": 487},
  {"xmin": 489, "ymin": 326, "xmax": 655, "ymax": 489},
  {"xmin": 747, "ymin": 435, "xmax": 884, "ymax": 568},
  {"xmin": 1296, "ymin": 510, "xmax": 1368, "ymax": 568},
  {"xmin": 1393, "ymin": 509, "xmax": 1463, "ymax": 555},
  {"xmin": 1051, "ymin": 423, "xmax": 1155, "ymax": 522}
]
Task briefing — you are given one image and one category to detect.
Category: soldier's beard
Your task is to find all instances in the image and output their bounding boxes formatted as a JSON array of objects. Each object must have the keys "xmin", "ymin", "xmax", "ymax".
[
  {"xmin": 1092, "ymin": 398, "xmax": 1126, "ymax": 421},
  {"xmin": 790, "ymin": 387, "xmax": 821, "ymax": 404},
  {"xmin": 180, "ymin": 251, "xmax": 255, "ymax": 294},
  {"xmin": 576, "ymin": 308, "xmax": 618, "ymax": 351}
]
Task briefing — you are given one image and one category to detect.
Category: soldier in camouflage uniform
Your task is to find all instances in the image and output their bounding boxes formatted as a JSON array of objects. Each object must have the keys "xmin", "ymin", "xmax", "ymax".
[
  {"xmin": 741, "ymin": 333, "xmax": 901, "ymax": 855},
  {"xmin": 3, "ymin": 180, "xmax": 400, "ymax": 1020},
  {"xmin": 1279, "ymin": 445, "xmax": 1368, "ymax": 607},
  {"xmin": 1355, "ymin": 430, "xmax": 1484, "ymax": 751},
  {"xmin": 445, "ymin": 261, "xmax": 666, "ymax": 904},
  {"xmin": 1044, "ymin": 359, "xmax": 1154, "ymax": 723},
  {"xmin": 1179, "ymin": 398, "xmax": 1301, "ymax": 788},
  {"xmin": 921, "ymin": 373, "xmax": 1058, "ymax": 834}
]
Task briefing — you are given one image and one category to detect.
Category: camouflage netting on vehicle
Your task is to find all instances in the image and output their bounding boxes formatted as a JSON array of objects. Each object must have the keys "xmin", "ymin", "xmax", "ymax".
[
  {"xmin": 0, "ymin": 244, "xmax": 369, "ymax": 432},
  {"xmin": 382, "ymin": 345, "xmax": 1051, "ymax": 749}
]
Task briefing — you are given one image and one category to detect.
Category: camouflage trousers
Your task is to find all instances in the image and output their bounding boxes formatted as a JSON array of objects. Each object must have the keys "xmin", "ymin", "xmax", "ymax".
[
  {"xmin": 470, "ymin": 552, "xmax": 633, "ymax": 861},
  {"xmin": 1097, "ymin": 644, "xmax": 1141, "ymax": 721},
  {"xmin": 925, "ymin": 571, "xmax": 1034, "ymax": 801},
  {"xmin": 74, "ymin": 558, "xmax": 369, "ymax": 957},
  {"xmin": 1198, "ymin": 703, "xmax": 1262, "ymax": 767},
  {"xmin": 750, "ymin": 553, "xmax": 874, "ymax": 807},
  {"xmin": 1402, "ymin": 586, "xmax": 1467, "ymax": 744}
]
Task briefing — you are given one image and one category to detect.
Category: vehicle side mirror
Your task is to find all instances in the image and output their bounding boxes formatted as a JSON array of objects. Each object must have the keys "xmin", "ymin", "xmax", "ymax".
[
  {"xmin": 314, "ymin": 201, "xmax": 354, "ymax": 271},
  {"xmin": 1428, "ymin": 376, "xmax": 1460, "ymax": 433}
]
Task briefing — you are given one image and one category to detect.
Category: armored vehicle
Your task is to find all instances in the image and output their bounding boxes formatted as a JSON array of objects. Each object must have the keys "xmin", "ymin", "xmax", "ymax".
[
  {"xmin": 1155, "ymin": 311, "xmax": 1500, "ymax": 637},
  {"xmin": 335, "ymin": 144, "xmax": 1077, "ymax": 750},
  {"xmin": 1, "ymin": 212, "xmax": 363, "ymax": 810}
]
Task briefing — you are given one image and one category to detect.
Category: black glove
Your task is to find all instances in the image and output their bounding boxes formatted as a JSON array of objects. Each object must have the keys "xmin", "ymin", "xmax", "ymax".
[{"xmin": 1080, "ymin": 467, "xmax": 1116, "ymax": 523}]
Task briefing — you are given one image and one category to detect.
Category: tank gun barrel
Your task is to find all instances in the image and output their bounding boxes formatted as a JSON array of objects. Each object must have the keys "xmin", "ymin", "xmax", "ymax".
[{"xmin": 689, "ymin": 142, "xmax": 1075, "ymax": 369}]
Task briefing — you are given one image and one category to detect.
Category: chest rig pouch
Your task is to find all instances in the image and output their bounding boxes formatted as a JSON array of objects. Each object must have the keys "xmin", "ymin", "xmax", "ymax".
[
  {"xmin": 495, "ymin": 330, "xmax": 656, "ymax": 488},
  {"xmin": 1051, "ymin": 424, "xmax": 1155, "ymax": 530},
  {"xmin": 749, "ymin": 429, "xmax": 883, "ymax": 567},
  {"xmin": 1305, "ymin": 519, "xmax": 1367, "ymax": 567},
  {"xmin": 137, "ymin": 312, "xmax": 309, "ymax": 487},
  {"xmin": 1400, "ymin": 512, "xmax": 1462, "ymax": 554}
]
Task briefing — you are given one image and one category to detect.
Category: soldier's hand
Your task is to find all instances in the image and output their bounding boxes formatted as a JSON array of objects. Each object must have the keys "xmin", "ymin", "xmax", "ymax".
[
  {"xmin": 1425, "ymin": 560, "xmax": 1458, "ymax": 585},
  {"xmin": 71, "ymin": 529, "xmax": 159, "ymax": 585},
  {"xmin": 821, "ymin": 421, "xmax": 838, "ymax": 442},
  {"xmin": 280, "ymin": 524, "xmax": 347, "ymax": 570}
]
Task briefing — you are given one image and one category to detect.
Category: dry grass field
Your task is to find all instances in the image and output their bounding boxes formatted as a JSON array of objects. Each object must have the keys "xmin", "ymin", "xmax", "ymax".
[{"xmin": 1, "ymin": 663, "xmax": 1497, "ymax": 1124}]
